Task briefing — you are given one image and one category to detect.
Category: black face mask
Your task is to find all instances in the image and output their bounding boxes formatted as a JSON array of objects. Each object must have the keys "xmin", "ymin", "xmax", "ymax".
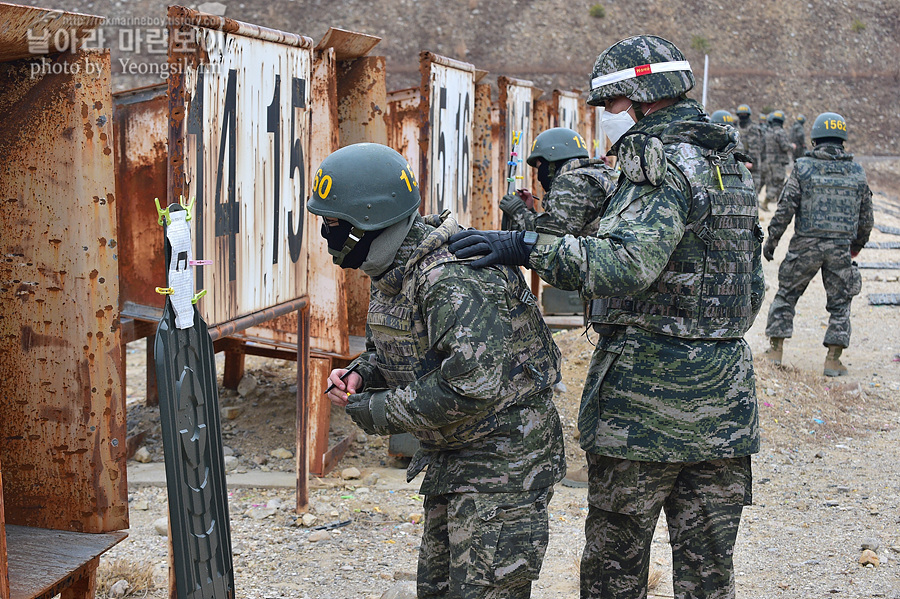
[
  {"xmin": 320, "ymin": 219, "xmax": 384, "ymax": 269},
  {"xmin": 738, "ymin": 115, "xmax": 749, "ymax": 125},
  {"xmin": 537, "ymin": 160, "xmax": 557, "ymax": 192}
]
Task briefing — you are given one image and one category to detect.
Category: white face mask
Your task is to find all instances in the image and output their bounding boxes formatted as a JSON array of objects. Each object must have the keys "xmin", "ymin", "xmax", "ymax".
[{"xmin": 600, "ymin": 106, "xmax": 637, "ymax": 146}]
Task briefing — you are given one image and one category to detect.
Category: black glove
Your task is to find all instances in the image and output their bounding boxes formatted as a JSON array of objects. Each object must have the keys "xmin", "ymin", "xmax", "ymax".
[
  {"xmin": 447, "ymin": 230, "xmax": 536, "ymax": 269},
  {"xmin": 763, "ymin": 237, "xmax": 777, "ymax": 262},
  {"xmin": 499, "ymin": 193, "xmax": 528, "ymax": 217},
  {"xmin": 346, "ymin": 391, "xmax": 398, "ymax": 436}
]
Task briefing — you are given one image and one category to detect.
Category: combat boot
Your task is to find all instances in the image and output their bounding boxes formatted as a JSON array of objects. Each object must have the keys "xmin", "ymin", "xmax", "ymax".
[
  {"xmin": 762, "ymin": 337, "xmax": 784, "ymax": 365},
  {"xmin": 824, "ymin": 345, "xmax": 848, "ymax": 377}
]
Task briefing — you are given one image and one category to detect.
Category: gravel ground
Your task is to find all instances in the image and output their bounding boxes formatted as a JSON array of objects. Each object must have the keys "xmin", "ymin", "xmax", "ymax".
[{"xmin": 104, "ymin": 165, "xmax": 900, "ymax": 598}]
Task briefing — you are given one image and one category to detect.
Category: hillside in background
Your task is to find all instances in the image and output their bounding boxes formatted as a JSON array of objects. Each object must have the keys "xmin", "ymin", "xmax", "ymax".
[{"xmin": 39, "ymin": 0, "xmax": 900, "ymax": 155}]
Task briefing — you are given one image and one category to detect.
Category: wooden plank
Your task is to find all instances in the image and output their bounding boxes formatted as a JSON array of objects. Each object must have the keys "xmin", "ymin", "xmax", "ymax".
[
  {"xmin": 308, "ymin": 357, "xmax": 333, "ymax": 476},
  {"xmin": 5, "ymin": 526, "xmax": 125, "ymax": 599}
]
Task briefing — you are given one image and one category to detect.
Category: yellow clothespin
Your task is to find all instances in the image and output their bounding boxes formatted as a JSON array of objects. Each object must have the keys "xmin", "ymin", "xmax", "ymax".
[
  {"xmin": 191, "ymin": 289, "xmax": 207, "ymax": 305},
  {"xmin": 179, "ymin": 195, "xmax": 196, "ymax": 222},
  {"xmin": 154, "ymin": 198, "xmax": 171, "ymax": 226},
  {"xmin": 155, "ymin": 286, "xmax": 174, "ymax": 295}
]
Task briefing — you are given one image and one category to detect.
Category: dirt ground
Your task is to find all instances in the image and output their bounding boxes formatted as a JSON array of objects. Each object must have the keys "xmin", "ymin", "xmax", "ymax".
[{"xmin": 106, "ymin": 160, "xmax": 900, "ymax": 598}]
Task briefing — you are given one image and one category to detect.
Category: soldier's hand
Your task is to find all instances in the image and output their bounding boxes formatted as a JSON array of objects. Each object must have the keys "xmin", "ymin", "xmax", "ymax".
[
  {"xmin": 763, "ymin": 238, "xmax": 777, "ymax": 261},
  {"xmin": 326, "ymin": 368, "xmax": 362, "ymax": 407},
  {"xmin": 447, "ymin": 230, "xmax": 536, "ymax": 269},
  {"xmin": 499, "ymin": 193, "xmax": 528, "ymax": 217},
  {"xmin": 517, "ymin": 188, "xmax": 535, "ymax": 210}
]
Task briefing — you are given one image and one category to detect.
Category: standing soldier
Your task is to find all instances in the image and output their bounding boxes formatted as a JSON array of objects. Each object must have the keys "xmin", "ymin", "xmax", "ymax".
[
  {"xmin": 309, "ymin": 143, "xmax": 566, "ymax": 599},
  {"xmin": 762, "ymin": 112, "xmax": 873, "ymax": 376},
  {"xmin": 449, "ymin": 35, "xmax": 764, "ymax": 599},
  {"xmin": 501, "ymin": 127, "xmax": 616, "ymax": 237},
  {"xmin": 790, "ymin": 114, "xmax": 808, "ymax": 161},
  {"xmin": 736, "ymin": 104, "xmax": 764, "ymax": 198},
  {"xmin": 761, "ymin": 110, "xmax": 795, "ymax": 211},
  {"xmin": 501, "ymin": 126, "xmax": 617, "ymax": 489}
]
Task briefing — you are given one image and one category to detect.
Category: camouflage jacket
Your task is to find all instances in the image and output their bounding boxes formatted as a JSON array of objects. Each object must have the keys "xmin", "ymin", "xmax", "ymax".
[
  {"xmin": 764, "ymin": 125, "xmax": 793, "ymax": 165},
  {"xmin": 769, "ymin": 143, "xmax": 873, "ymax": 252},
  {"xmin": 790, "ymin": 121, "xmax": 807, "ymax": 159},
  {"xmin": 528, "ymin": 99, "xmax": 760, "ymax": 462},
  {"xmin": 506, "ymin": 157, "xmax": 617, "ymax": 236},
  {"xmin": 738, "ymin": 120, "xmax": 764, "ymax": 167},
  {"xmin": 350, "ymin": 213, "xmax": 565, "ymax": 494}
]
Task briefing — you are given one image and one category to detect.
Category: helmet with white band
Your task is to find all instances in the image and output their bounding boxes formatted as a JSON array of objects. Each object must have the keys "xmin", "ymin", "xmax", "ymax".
[{"xmin": 588, "ymin": 35, "xmax": 695, "ymax": 106}]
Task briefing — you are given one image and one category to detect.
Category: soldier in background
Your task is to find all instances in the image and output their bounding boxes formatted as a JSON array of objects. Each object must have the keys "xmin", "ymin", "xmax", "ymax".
[
  {"xmin": 449, "ymin": 35, "xmax": 763, "ymax": 599},
  {"xmin": 501, "ymin": 126, "xmax": 616, "ymax": 489},
  {"xmin": 761, "ymin": 110, "xmax": 795, "ymax": 211},
  {"xmin": 762, "ymin": 112, "xmax": 873, "ymax": 377},
  {"xmin": 736, "ymin": 104, "xmax": 764, "ymax": 196},
  {"xmin": 310, "ymin": 143, "xmax": 566, "ymax": 599},
  {"xmin": 710, "ymin": 109, "xmax": 735, "ymax": 125},
  {"xmin": 790, "ymin": 114, "xmax": 808, "ymax": 161},
  {"xmin": 501, "ymin": 127, "xmax": 616, "ymax": 237}
]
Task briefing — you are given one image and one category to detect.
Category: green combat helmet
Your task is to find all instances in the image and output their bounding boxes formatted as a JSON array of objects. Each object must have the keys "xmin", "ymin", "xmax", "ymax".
[
  {"xmin": 768, "ymin": 110, "xmax": 786, "ymax": 127},
  {"xmin": 587, "ymin": 34, "xmax": 694, "ymax": 105},
  {"xmin": 711, "ymin": 110, "xmax": 736, "ymax": 125},
  {"xmin": 736, "ymin": 104, "xmax": 752, "ymax": 117},
  {"xmin": 526, "ymin": 127, "xmax": 589, "ymax": 167},
  {"xmin": 811, "ymin": 112, "xmax": 848, "ymax": 141},
  {"xmin": 307, "ymin": 143, "xmax": 421, "ymax": 266},
  {"xmin": 796, "ymin": 114, "xmax": 807, "ymax": 124}
]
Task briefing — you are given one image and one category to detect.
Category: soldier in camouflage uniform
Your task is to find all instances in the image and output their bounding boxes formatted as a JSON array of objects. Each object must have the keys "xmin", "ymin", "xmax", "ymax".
[
  {"xmin": 308, "ymin": 143, "xmax": 566, "ymax": 599},
  {"xmin": 501, "ymin": 127, "xmax": 617, "ymax": 489},
  {"xmin": 736, "ymin": 104, "xmax": 764, "ymax": 197},
  {"xmin": 449, "ymin": 35, "xmax": 763, "ymax": 599},
  {"xmin": 762, "ymin": 112, "xmax": 873, "ymax": 377},
  {"xmin": 501, "ymin": 127, "xmax": 616, "ymax": 237},
  {"xmin": 790, "ymin": 114, "xmax": 808, "ymax": 161},
  {"xmin": 761, "ymin": 110, "xmax": 795, "ymax": 211}
]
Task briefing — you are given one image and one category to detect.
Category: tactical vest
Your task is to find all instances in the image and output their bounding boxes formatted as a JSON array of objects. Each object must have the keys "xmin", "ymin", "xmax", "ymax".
[
  {"xmin": 367, "ymin": 247, "xmax": 561, "ymax": 449},
  {"xmin": 794, "ymin": 157, "xmax": 866, "ymax": 238},
  {"xmin": 589, "ymin": 141, "xmax": 760, "ymax": 340}
]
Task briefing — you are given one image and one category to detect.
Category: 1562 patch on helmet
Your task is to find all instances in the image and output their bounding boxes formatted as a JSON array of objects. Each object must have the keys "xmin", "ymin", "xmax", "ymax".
[{"xmin": 618, "ymin": 132, "xmax": 667, "ymax": 186}]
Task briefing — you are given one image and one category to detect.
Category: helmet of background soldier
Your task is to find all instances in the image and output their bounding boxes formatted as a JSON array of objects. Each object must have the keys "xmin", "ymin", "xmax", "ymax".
[
  {"xmin": 587, "ymin": 35, "xmax": 694, "ymax": 106},
  {"xmin": 759, "ymin": 113, "xmax": 767, "ymax": 123},
  {"xmin": 736, "ymin": 104, "xmax": 752, "ymax": 117},
  {"xmin": 711, "ymin": 110, "xmax": 736, "ymax": 125},
  {"xmin": 811, "ymin": 112, "xmax": 848, "ymax": 142},
  {"xmin": 796, "ymin": 114, "xmax": 807, "ymax": 124},
  {"xmin": 768, "ymin": 110, "xmax": 786, "ymax": 126},
  {"xmin": 526, "ymin": 127, "xmax": 590, "ymax": 167},
  {"xmin": 307, "ymin": 143, "xmax": 421, "ymax": 267}
]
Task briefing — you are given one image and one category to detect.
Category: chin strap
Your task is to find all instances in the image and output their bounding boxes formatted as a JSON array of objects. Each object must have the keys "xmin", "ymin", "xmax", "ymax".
[{"xmin": 328, "ymin": 225, "xmax": 368, "ymax": 266}]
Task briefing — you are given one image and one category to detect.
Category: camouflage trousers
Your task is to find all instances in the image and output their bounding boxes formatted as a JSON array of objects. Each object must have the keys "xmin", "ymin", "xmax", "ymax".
[
  {"xmin": 764, "ymin": 162, "xmax": 788, "ymax": 205},
  {"xmin": 765, "ymin": 236, "xmax": 862, "ymax": 347},
  {"xmin": 417, "ymin": 487, "xmax": 552, "ymax": 599},
  {"xmin": 581, "ymin": 454, "xmax": 752, "ymax": 599}
]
